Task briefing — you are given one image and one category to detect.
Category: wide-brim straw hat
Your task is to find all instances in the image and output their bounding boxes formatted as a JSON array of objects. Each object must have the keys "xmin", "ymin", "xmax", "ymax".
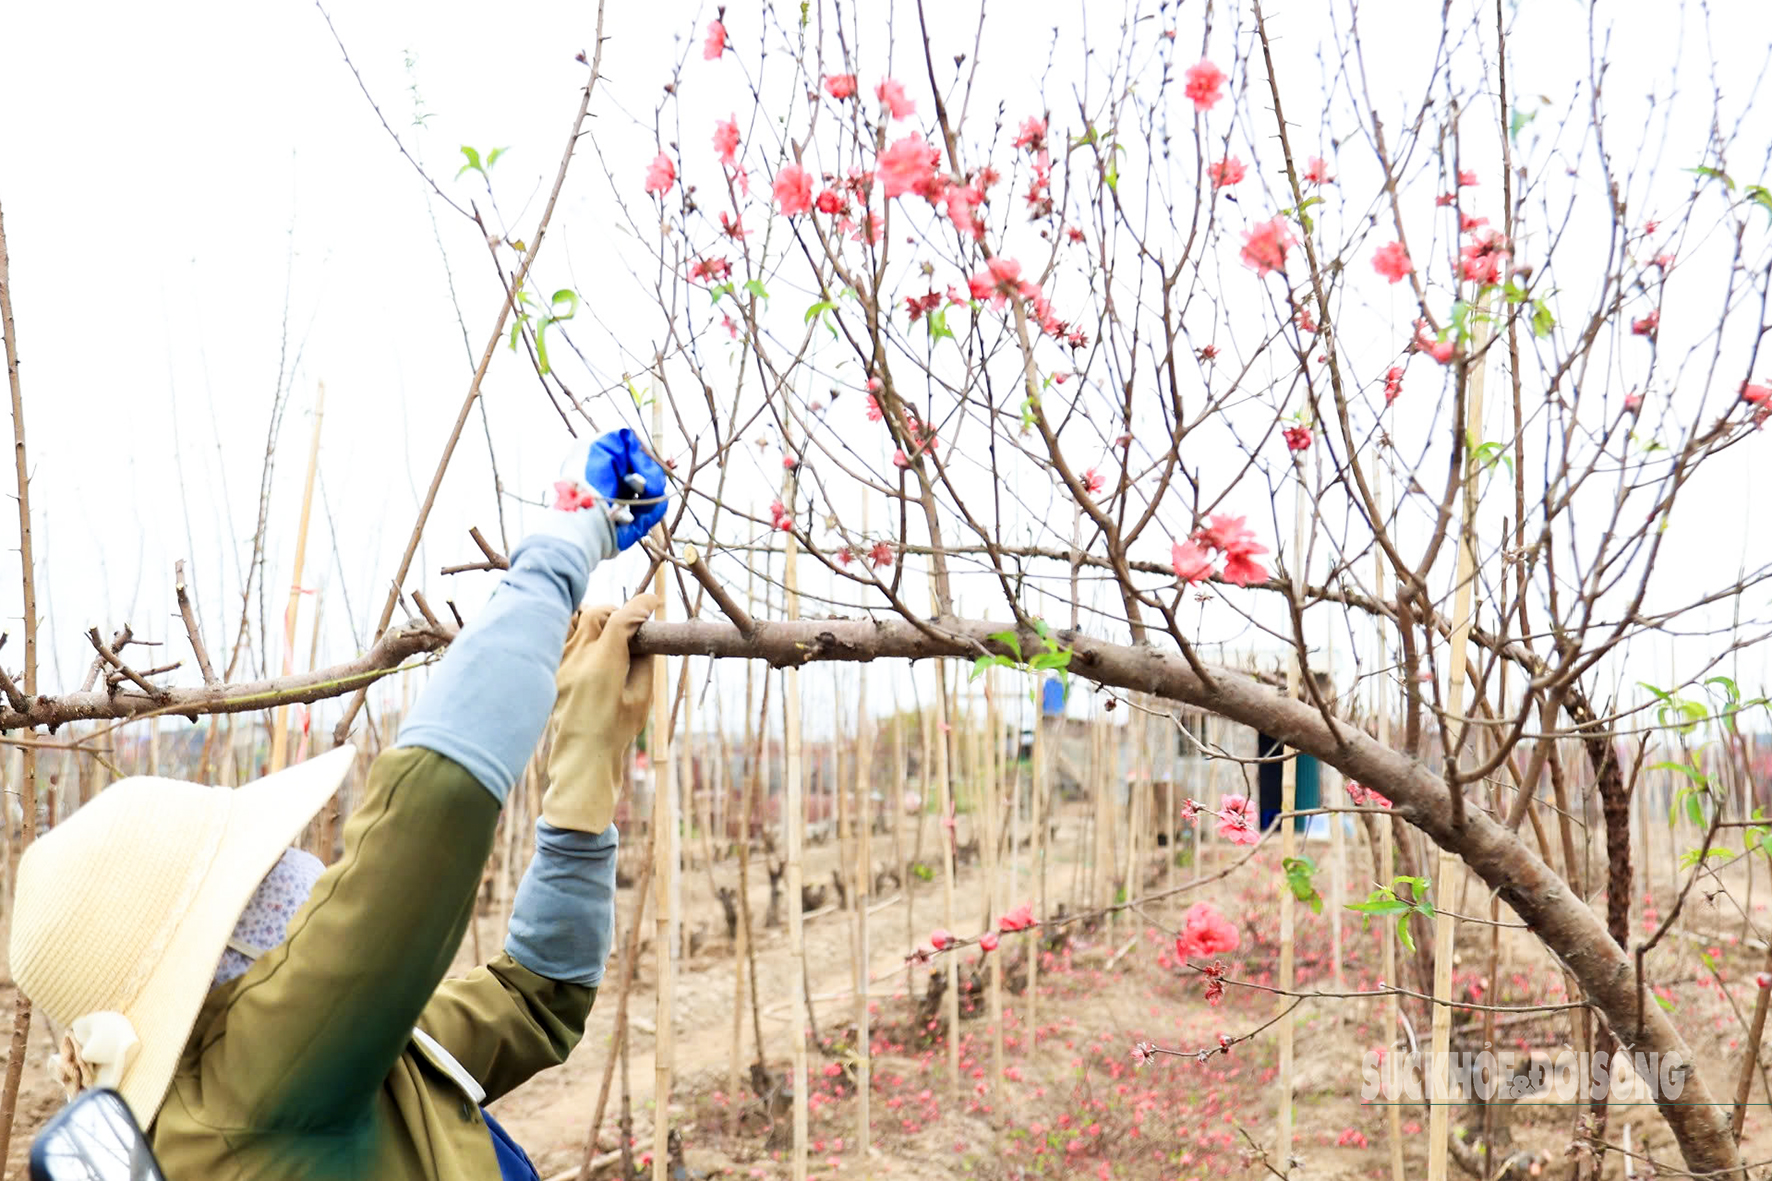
[{"xmin": 9, "ymin": 745, "xmax": 356, "ymax": 1126}]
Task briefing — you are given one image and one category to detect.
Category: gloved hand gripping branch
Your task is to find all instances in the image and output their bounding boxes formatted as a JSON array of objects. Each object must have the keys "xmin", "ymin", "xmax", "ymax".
[
  {"xmin": 539, "ymin": 428, "xmax": 670, "ymax": 560},
  {"xmin": 396, "ymin": 429, "xmax": 666, "ymax": 988},
  {"xmin": 396, "ymin": 428, "xmax": 669, "ymax": 806}
]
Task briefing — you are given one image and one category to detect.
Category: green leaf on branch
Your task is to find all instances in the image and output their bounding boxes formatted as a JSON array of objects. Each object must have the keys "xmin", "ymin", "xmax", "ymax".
[
  {"xmin": 988, "ymin": 629, "xmax": 1024, "ymax": 664},
  {"xmin": 1509, "ymin": 105, "xmax": 1538, "ymax": 143},
  {"xmin": 1747, "ymin": 185, "xmax": 1772, "ymax": 224},
  {"xmin": 970, "ymin": 654, "xmax": 1015, "ymax": 682},
  {"xmin": 927, "ymin": 308, "xmax": 954, "ymax": 343},
  {"xmin": 531, "ymin": 289, "xmax": 580, "ymax": 376},
  {"xmin": 1679, "ymin": 846, "xmax": 1735, "ymax": 870},
  {"xmin": 805, "ymin": 299, "xmax": 838, "ymax": 325},
  {"xmin": 1530, "ymin": 299, "xmax": 1556, "ymax": 338},
  {"xmin": 1688, "ymin": 165, "xmax": 1735, "ymax": 192},
  {"xmin": 1283, "ymin": 857, "xmax": 1323, "ymax": 914},
  {"xmin": 743, "ymin": 278, "xmax": 770, "ymax": 303},
  {"xmin": 456, "ymin": 145, "xmax": 509, "ymax": 180}
]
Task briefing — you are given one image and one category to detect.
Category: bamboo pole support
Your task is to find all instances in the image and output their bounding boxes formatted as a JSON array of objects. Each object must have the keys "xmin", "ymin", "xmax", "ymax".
[
  {"xmin": 785, "ymin": 522, "xmax": 809, "ymax": 1181},
  {"xmin": 1328, "ymin": 626, "xmax": 1346, "ymax": 997},
  {"xmin": 1428, "ymin": 293, "xmax": 1494, "ymax": 1181},
  {"xmin": 726, "ymin": 652, "xmax": 755, "ymax": 1137},
  {"xmin": 1373, "ymin": 477, "xmax": 1406, "ymax": 1181},
  {"xmin": 1027, "ymin": 690, "xmax": 1047, "ymax": 1039},
  {"xmin": 270, "ymin": 379, "xmax": 325, "ymax": 775},
  {"xmin": 985, "ymin": 671, "xmax": 1004, "ymax": 1092},
  {"xmin": 855, "ymin": 663, "xmax": 873, "ymax": 1163},
  {"xmin": 1093, "ymin": 710, "xmax": 1107, "ymax": 906},
  {"xmin": 892, "ymin": 709, "xmax": 909, "ymax": 972},
  {"xmin": 934, "ymin": 666, "xmax": 960, "ymax": 1098},
  {"xmin": 1277, "ymin": 468, "xmax": 1305, "ymax": 1171},
  {"xmin": 650, "ymin": 395, "xmax": 675, "ymax": 1181},
  {"xmin": 676, "ymin": 660, "xmax": 691, "ymax": 961},
  {"xmin": 1167, "ymin": 709, "xmax": 1179, "ymax": 896}
]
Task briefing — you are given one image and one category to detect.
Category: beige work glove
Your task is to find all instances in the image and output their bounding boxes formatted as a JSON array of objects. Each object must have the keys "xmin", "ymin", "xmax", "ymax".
[{"xmin": 542, "ymin": 594, "xmax": 660, "ymax": 833}]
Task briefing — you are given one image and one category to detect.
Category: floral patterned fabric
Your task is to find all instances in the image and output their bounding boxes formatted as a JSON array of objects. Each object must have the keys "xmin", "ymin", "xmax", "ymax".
[{"xmin": 212, "ymin": 847, "xmax": 324, "ymax": 988}]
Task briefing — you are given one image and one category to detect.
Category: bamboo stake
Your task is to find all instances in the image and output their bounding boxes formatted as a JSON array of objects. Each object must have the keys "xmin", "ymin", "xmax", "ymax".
[
  {"xmin": 726, "ymin": 663, "xmax": 750, "ymax": 1138},
  {"xmin": 677, "ymin": 659, "xmax": 691, "ymax": 962},
  {"xmin": 1277, "ymin": 466, "xmax": 1305, "ymax": 1171},
  {"xmin": 892, "ymin": 708, "xmax": 908, "ymax": 977},
  {"xmin": 851, "ymin": 500, "xmax": 875, "ymax": 1160},
  {"xmin": 934, "ymin": 666, "xmax": 960, "ymax": 1098},
  {"xmin": 1167, "ymin": 709, "xmax": 1179, "ymax": 896},
  {"xmin": 1375, "ymin": 480, "xmax": 1406, "ymax": 1181},
  {"xmin": 855, "ymin": 660, "xmax": 874, "ymax": 1165},
  {"xmin": 1130, "ymin": 705, "xmax": 1148, "ymax": 911},
  {"xmin": 912, "ymin": 705, "xmax": 929, "ymax": 992},
  {"xmin": 650, "ymin": 395, "xmax": 675, "ymax": 1181},
  {"xmin": 1027, "ymin": 689, "xmax": 1047, "ymax": 1039},
  {"xmin": 270, "ymin": 379, "xmax": 325, "ymax": 775},
  {"xmin": 1096, "ymin": 711, "xmax": 1112, "ymax": 907},
  {"xmin": 1328, "ymin": 627, "xmax": 1346, "ymax": 998},
  {"xmin": 985, "ymin": 671, "xmax": 1004, "ymax": 1093},
  {"xmin": 1428, "ymin": 293, "xmax": 1494, "ymax": 1181},
  {"xmin": 785, "ymin": 529, "xmax": 809, "ymax": 1181},
  {"xmin": 1278, "ymin": 663, "xmax": 1299, "ymax": 1172},
  {"xmin": 742, "ymin": 669, "xmax": 772, "ymax": 1068}
]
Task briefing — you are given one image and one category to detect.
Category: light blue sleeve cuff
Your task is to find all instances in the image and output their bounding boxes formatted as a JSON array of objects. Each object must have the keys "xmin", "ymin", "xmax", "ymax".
[
  {"xmin": 505, "ymin": 821, "xmax": 619, "ymax": 986},
  {"xmin": 394, "ymin": 533, "xmax": 593, "ymax": 804}
]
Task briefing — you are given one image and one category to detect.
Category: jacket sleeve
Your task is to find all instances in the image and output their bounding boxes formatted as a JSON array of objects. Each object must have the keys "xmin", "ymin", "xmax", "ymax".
[
  {"xmin": 417, "ymin": 955, "xmax": 597, "ymax": 1104},
  {"xmin": 197, "ymin": 533, "xmax": 594, "ymax": 1130},
  {"xmin": 199, "ymin": 747, "xmax": 498, "ymax": 1129}
]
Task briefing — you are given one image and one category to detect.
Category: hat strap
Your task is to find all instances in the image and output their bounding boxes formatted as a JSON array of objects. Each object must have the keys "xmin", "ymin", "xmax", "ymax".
[{"xmin": 226, "ymin": 935, "xmax": 269, "ymax": 959}]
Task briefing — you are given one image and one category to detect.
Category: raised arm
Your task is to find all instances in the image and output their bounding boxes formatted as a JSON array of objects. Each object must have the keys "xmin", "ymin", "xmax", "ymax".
[
  {"xmin": 200, "ymin": 430, "xmax": 666, "ymax": 1129},
  {"xmin": 418, "ymin": 594, "xmax": 657, "ymax": 1099}
]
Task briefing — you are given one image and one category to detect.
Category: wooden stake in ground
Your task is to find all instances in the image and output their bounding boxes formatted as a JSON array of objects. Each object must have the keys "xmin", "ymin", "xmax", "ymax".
[
  {"xmin": 676, "ymin": 659, "xmax": 691, "ymax": 962},
  {"xmin": 1428, "ymin": 294, "xmax": 1494, "ymax": 1181},
  {"xmin": 933, "ymin": 667, "xmax": 960, "ymax": 1098},
  {"xmin": 785, "ymin": 523, "xmax": 809, "ymax": 1181},
  {"xmin": 854, "ymin": 659, "xmax": 874, "ymax": 1164},
  {"xmin": 1027, "ymin": 688, "xmax": 1048, "ymax": 1039},
  {"xmin": 1277, "ymin": 469, "xmax": 1305, "ymax": 1172},
  {"xmin": 986, "ymin": 671, "xmax": 1005, "ymax": 1093},
  {"xmin": 1374, "ymin": 477, "xmax": 1406, "ymax": 1181},
  {"xmin": 650, "ymin": 392, "xmax": 675, "ymax": 1181},
  {"xmin": 269, "ymin": 379, "xmax": 325, "ymax": 775},
  {"xmin": 1327, "ymin": 626, "xmax": 1346, "ymax": 998},
  {"xmin": 726, "ymin": 661, "xmax": 753, "ymax": 1139},
  {"xmin": 1277, "ymin": 658, "xmax": 1299, "ymax": 1173},
  {"xmin": 0, "ymin": 196, "xmax": 41, "ymax": 1172},
  {"xmin": 1095, "ymin": 710, "xmax": 1113, "ymax": 908}
]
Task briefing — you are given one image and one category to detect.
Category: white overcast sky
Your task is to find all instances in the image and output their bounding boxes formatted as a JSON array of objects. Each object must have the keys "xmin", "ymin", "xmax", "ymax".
[{"xmin": 3, "ymin": 1, "xmax": 1771, "ymax": 738}]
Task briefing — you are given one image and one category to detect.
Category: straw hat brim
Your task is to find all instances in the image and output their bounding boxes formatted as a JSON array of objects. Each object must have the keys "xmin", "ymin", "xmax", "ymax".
[{"xmin": 105, "ymin": 747, "xmax": 357, "ymax": 1124}]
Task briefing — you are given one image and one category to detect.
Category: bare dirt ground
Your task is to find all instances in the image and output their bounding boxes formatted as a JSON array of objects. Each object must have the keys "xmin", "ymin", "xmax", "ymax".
[{"xmin": 4, "ymin": 807, "xmax": 1772, "ymax": 1181}]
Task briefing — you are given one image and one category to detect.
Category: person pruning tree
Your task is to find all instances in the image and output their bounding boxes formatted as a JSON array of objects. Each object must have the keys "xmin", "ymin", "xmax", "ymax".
[{"xmin": 9, "ymin": 427, "xmax": 670, "ymax": 1180}]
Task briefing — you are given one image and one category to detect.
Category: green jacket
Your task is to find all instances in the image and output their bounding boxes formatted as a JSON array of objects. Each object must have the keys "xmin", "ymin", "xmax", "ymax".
[{"xmin": 150, "ymin": 746, "xmax": 596, "ymax": 1179}]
